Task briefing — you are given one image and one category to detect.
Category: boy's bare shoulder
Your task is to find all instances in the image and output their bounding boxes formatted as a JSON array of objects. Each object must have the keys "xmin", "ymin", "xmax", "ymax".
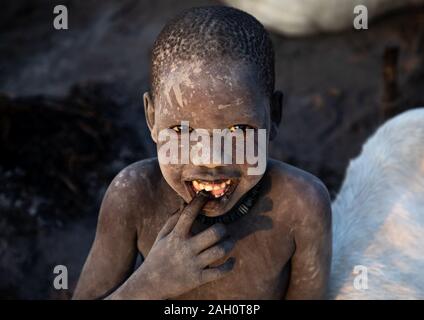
[
  {"xmin": 266, "ymin": 159, "xmax": 331, "ymax": 227},
  {"xmin": 102, "ymin": 158, "xmax": 165, "ymax": 219},
  {"xmin": 109, "ymin": 157, "xmax": 162, "ymax": 193}
]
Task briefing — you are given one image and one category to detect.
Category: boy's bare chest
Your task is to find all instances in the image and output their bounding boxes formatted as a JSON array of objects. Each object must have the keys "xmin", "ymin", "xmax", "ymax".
[
  {"xmin": 137, "ymin": 206, "xmax": 294, "ymax": 300},
  {"xmin": 176, "ymin": 230, "xmax": 293, "ymax": 300}
]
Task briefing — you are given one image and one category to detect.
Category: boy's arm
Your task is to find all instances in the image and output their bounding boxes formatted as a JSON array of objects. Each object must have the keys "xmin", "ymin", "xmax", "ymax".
[
  {"xmin": 73, "ymin": 165, "xmax": 236, "ymax": 300},
  {"xmin": 285, "ymin": 180, "xmax": 332, "ymax": 300},
  {"xmin": 73, "ymin": 170, "xmax": 140, "ymax": 299}
]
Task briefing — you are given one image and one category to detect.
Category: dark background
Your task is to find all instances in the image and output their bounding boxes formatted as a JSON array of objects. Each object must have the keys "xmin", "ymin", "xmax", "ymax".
[{"xmin": 0, "ymin": 0, "xmax": 423, "ymax": 299}]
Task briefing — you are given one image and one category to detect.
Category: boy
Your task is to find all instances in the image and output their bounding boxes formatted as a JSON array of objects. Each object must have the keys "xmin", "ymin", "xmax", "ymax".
[{"xmin": 73, "ymin": 6, "xmax": 331, "ymax": 300}]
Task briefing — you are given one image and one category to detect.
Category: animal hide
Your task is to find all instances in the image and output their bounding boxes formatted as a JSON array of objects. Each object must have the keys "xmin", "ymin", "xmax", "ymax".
[
  {"xmin": 223, "ymin": 0, "xmax": 424, "ymax": 35},
  {"xmin": 330, "ymin": 108, "xmax": 424, "ymax": 299}
]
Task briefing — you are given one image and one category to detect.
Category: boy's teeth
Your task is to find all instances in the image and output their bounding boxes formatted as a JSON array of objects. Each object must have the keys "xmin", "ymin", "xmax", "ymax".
[{"xmin": 191, "ymin": 179, "xmax": 231, "ymax": 198}]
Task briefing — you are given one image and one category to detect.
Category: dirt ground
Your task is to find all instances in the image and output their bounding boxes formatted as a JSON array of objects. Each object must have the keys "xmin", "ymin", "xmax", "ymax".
[{"xmin": 0, "ymin": 0, "xmax": 423, "ymax": 299}]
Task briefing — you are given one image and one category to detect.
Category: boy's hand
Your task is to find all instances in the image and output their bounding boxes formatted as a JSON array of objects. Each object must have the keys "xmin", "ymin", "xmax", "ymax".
[{"xmin": 137, "ymin": 192, "xmax": 236, "ymax": 299}]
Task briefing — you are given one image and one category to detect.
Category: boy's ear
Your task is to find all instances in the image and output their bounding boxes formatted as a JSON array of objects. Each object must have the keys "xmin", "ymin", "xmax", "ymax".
[
  {"xmin": 270, "ymin": 90, "xmax": 283, "ymax": 141},
  {"xmin": 143, "ymin": 91, "xmax": 158, "ymax": 143}
]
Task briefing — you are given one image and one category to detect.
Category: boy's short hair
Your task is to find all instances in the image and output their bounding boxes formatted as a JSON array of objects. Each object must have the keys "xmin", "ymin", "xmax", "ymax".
[{"xmin": 151, "ymin": 5, "xmax": 275, "ymax": 100}]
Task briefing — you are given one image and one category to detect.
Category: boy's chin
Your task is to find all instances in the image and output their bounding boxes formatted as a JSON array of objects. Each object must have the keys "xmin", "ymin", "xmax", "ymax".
[
  {"xmin": 196, "ymin": 188, "xmax": 247, "ymax": 218},
  {"xmin": 201, "ymin": 198, "xmax": 237, "ymax": 217}
]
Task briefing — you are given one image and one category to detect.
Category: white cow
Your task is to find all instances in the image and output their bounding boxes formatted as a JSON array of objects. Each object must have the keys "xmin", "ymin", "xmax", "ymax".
[
  {"xmin": 223, "ymin": 0, "xmax": 424, "ymax": 35},
  {"xmin": 330, "ymin": 108, "xmax": 424, "ymax": 299}
]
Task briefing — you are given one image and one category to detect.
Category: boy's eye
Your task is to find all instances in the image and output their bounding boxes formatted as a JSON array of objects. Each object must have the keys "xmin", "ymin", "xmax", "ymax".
[
  {"xmin": 228, "ymin": 125, "xmax": 254, "ymax": 132},
  {"xmin": 170, "ymin": 125, "xmax": 193, "ymax": 133}
]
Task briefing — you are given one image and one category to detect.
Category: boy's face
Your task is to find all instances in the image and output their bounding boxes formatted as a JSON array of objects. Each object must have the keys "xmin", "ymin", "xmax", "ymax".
[{"xmin": 145, "ymin": 60, "xmax": 280, "ymax": 216}]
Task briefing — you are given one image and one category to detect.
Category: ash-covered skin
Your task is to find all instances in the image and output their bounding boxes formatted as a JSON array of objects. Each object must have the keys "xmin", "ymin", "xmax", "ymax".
[
  {"xmin": 147, "ymin": 60, "xmax": 272, "ymax": 216},
  {"xmin": 73, "ymin": 6, "xmax": 332, "ymax": 300}
]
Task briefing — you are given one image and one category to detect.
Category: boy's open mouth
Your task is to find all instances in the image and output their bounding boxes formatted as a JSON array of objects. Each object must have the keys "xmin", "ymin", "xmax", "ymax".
[{"xmin": 185, "ymin": 178, "xmax": 238, "ymax": 200}]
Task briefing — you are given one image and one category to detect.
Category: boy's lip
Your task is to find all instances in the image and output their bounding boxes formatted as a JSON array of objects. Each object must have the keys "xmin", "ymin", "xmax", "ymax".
[{"xmin": 182, "ymin": 171, "xmax": 241, "ymax": 182}]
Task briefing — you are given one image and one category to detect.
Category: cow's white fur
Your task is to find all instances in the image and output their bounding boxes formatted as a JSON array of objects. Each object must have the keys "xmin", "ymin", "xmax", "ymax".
[
  {"xmin": 223, "ymin": 0, "xmax": 424, "ymax": 35},
  {"xmin": 330, "ymin": 108, "xmax": 424, "ymax": 299}
]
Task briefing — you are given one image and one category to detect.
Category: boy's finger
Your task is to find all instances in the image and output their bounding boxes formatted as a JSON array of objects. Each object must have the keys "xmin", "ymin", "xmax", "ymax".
[
  {"xmin": 191, "ymin": 223, "xmax": 227, "ymax": 253},
  {"xmin": 200, "ymin": 257, "xmax": 235, "ymax": 284},
  {"xmin": 197, "ymin": 239, "xmax": 235, "ymax": 268},
  {"xmin": 156, "ymin": 210, "xmax": 181, "ymax": 240},
  {"xmin": 174, "ymin": 192, "xmax": 209, "ymax": 235}
]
